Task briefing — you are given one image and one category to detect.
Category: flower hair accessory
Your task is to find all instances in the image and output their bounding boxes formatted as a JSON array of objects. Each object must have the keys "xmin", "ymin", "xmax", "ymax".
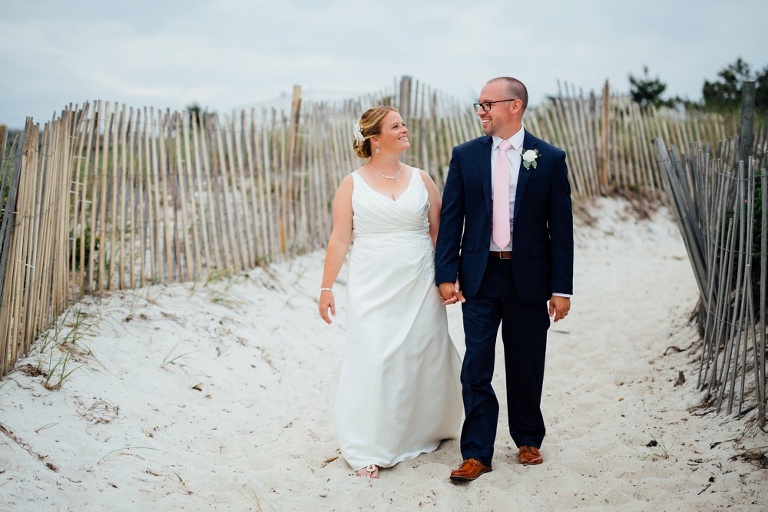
[
  {"xmin": 352, "ymin": 122, "xmax": 365, "ymax": 144},
  {"xmin": 522, "ymin": 148, "xmax": 540, "ymax": 169}
]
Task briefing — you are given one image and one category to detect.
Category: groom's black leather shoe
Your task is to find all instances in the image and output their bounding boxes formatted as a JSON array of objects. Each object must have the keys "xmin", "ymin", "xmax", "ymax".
[{"xmin": 449, "ymin": 458, "xmax": 492, "ymax": 482}]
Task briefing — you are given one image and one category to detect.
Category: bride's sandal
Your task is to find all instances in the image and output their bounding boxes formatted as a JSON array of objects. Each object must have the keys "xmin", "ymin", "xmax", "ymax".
[{"xmin": 355, "ymin": 464, "xmax": 379, "ymax": 479}]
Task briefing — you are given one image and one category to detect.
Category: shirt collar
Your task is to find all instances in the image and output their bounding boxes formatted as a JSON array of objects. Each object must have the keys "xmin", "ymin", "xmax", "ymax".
[{"xmin": 492, "ymin": 125, "xmax": 525, "ymax": 151}]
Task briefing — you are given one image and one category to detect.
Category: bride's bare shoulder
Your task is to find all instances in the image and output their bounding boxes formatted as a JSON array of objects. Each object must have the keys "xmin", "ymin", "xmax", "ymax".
[{"xmin": 415, "ymin": 168, "xmax": 437, "ymax": 186}]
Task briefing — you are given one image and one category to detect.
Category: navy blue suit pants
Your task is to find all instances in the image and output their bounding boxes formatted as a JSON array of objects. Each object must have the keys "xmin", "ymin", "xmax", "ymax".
[{"xmin": 459, "ymin": 255, "xmax": 550, "ymax": 467}]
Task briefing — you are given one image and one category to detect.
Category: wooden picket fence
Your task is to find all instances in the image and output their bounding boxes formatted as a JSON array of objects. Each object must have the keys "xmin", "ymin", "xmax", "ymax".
[
  {"xmin": 652, "ymin": 82, "xmax": 768, "ymax": 426},
  {"xmin": 0, "ymin": 76, "xmax": 764, "ymax": 386},
  {"xmin": 654, "ymin": 139, "xmax": 767, "ymax": 426}
]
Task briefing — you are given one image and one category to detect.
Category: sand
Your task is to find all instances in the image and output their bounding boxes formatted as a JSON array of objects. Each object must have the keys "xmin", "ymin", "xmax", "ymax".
[{"xmin": 1, "ymin": 197, "xmax": 766, "ymax": 511}]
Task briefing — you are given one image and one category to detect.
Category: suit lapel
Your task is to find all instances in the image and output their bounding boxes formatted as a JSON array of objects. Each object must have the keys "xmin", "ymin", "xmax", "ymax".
[
  {"xmin": 514, "ymin": 130, "xmax": 537, "ymax": 219},
  {"xmin": 478, "ymin": 137, "xmax": 493, "ymax": 218}
]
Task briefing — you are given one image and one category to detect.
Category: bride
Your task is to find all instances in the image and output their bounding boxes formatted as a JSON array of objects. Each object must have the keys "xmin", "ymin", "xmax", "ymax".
[{"xmin": 318, "ymin": 106, "xmax": 463, "ymax": 479}]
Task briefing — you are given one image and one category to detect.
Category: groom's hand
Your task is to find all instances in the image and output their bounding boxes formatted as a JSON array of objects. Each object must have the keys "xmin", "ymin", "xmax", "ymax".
[{"xmin": 549, "ymin": 295, "xmax": 571, "ymax": 322}]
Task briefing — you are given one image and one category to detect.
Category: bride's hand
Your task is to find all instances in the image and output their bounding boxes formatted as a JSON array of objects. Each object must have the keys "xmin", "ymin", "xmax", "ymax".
[
  {"xmin": 319, "ymin": 290, "xmax": 336, "ymax": 324},
  {"xmin": 439, "ymin": 280, "xmax": 465, "ymax": 305}
]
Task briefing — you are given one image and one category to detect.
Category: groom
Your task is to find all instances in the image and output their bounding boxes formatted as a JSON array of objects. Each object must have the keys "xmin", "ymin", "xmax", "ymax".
[{"xmin": 435, "ymin": 77, "xmax": 574, "ymax": 482}]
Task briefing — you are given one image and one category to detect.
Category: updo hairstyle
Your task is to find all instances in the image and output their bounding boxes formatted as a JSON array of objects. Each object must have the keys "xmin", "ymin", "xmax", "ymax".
[{"xmin": 353, "ymin": 106, "xmax": 399, "ymax": 159}]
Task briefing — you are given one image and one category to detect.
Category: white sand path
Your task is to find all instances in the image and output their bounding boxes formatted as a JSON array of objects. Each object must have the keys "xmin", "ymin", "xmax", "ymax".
[{"xmin": 1, "ymin": 197, "xmax": 766, "ymax": 511}]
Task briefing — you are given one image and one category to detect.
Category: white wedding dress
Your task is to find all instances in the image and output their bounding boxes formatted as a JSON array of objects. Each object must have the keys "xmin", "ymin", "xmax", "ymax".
[{"xmin": 334, "ymin": 168, "xmax": 463, "ymax": 471}]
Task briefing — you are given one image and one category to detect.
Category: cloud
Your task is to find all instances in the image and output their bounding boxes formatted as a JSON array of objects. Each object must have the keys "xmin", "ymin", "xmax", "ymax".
[{"xmin": 1, "ymin": 0, "xmax": 766, "ymax": 128}]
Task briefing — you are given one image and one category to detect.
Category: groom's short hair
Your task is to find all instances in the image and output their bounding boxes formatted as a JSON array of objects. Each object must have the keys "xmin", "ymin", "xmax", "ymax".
[{"xmin": 488, "ymin": 77, "xmax": 528, "ymax": 111}]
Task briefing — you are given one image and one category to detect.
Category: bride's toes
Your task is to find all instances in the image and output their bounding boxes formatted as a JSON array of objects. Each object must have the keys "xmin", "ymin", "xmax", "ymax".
[{"xmin": 355, "ymin": 464, "xmax": 379, "ymax": 479}]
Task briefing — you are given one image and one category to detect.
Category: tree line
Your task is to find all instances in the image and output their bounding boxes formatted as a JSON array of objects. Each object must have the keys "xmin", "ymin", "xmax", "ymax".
[{"xmin": 629, "ymin": 57, "xmax": 767, "ymax": 114}]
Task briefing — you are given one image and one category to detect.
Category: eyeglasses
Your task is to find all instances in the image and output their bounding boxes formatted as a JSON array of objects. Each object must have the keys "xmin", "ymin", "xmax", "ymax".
[{"xmin": 473, "ymin": 99, "xmax": 519, "ymax": 112}]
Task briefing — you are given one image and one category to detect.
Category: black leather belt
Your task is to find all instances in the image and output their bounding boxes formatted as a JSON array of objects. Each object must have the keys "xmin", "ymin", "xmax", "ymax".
[{"xmin": 489, "ymin": 251, "xmax": 512, "ymax": 259}]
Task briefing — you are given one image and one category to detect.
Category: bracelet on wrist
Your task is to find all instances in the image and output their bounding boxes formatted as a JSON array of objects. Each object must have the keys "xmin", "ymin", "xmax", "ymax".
[{"xmin": 320, "ymin": 287, "xmax": 333, "ymax": 292}]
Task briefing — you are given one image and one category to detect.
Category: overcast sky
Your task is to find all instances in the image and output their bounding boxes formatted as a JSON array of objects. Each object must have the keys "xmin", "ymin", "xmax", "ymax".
[{"xmin": 1, "ymin": 0, "xmax": 766, "ymax": 129}]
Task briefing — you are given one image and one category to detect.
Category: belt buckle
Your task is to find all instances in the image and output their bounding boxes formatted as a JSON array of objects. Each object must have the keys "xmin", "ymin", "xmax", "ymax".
[{"xmin": 499, "ymin": 251, "xmax": 511, "ymax": 260}]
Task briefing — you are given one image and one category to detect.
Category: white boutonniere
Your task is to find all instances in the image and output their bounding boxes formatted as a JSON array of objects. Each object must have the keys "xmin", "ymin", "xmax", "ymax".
[
  {"xmin": 352, "ymin": 122, "xmax": 365, "ymax": 144},
  {"xmin": 522, "ymin": 148, "xmax": 540, "ymax": 169}
]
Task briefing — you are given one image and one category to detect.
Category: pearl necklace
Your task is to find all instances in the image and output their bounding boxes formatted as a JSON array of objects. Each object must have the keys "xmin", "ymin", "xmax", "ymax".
[{"xmin": 368, "ymin": 162, "xmax": 402, "ymax": 183}]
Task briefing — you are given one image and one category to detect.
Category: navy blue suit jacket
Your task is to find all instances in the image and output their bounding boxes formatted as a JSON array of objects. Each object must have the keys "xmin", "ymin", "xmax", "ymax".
[{"xmin": 435, "ymin": 130, "xmax": 574, "ymax": 302}]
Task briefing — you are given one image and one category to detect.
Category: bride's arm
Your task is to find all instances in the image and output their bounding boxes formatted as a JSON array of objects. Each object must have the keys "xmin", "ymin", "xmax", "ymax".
[
  {"xmin": 420, "ymin": 169, "xmax": 442, "ymax": 248},
  {"xmin": 319, "ymin": 175, "xmax": 354, "ymax": 324}
]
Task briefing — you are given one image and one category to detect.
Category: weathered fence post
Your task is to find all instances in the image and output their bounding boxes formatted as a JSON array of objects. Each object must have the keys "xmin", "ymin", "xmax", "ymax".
[
  {"xmin": 737, "ymin": 81, "xmax": 755, "ymax": 165},
  {"xmin": 289, "ymin": 84, "xmax": 302, "ymax": 169},
  {"xmin": 600, "ymin": 80, "xmax": 610, "ymax": 193},
  {"xmin": 399, "ymin": 76, "xmax": 412, "ymax": 125},
  {"xmin": 760, "ymin": 170, "xmax": 767, "ymax": 427},
  {"xmin": 0, "ymin": 130, "xmax": 24, "ymax": 373}
]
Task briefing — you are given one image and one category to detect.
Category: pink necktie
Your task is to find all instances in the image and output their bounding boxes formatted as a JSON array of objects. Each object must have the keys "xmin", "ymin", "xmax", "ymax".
[{"xmin": 492, "ymin": 141, "xmax": 512, "ymax": 249}]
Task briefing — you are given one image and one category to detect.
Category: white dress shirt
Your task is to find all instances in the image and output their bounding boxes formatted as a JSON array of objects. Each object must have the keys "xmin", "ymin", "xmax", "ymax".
[{"xmin": 489, "ymin": 126, "xmax": 571, "ymax": 299}]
